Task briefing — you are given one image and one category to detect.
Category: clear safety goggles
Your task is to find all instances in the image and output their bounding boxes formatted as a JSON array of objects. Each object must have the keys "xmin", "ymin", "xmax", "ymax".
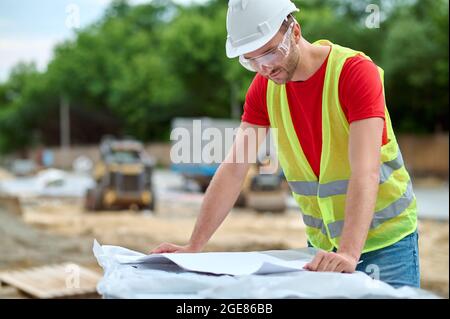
[{"xmin": 239, "ymin": 21, "xmax": 295, "ymax": 73}]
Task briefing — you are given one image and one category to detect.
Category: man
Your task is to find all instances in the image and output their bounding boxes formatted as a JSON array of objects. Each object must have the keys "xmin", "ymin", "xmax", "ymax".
[{"xmin": 152, "ymin": 0, "xmax": 420, "ymax": 288}]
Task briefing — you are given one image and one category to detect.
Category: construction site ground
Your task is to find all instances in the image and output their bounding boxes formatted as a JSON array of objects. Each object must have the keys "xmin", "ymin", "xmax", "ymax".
[{"xmin": 0, "ymin": 170, "xmax": 448, "ymax": 298}]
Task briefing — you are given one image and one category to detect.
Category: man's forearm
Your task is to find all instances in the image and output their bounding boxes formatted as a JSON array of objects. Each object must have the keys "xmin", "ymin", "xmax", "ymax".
[
  {"xmin": 337, "ymin": 173, "xmax": 380, "ymax": 261},
  {"xmin": 188, "ymin": 162, "xmax": 250, "ymax": 251}
]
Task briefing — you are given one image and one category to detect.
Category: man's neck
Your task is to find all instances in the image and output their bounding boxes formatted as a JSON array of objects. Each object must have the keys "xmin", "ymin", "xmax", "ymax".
[{"xmin": 290, "ymin": 38, "xmax": 331, "ymax": 82}]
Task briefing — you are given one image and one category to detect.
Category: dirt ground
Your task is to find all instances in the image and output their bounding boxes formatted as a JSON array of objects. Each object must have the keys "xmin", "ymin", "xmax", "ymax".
[
  {"xmin": 0, "ymin": 168, "xmax": 14, "ymax": 181},
  {"xmin": 0, "ymin": 195, "xmax": 448, "ymax": 298}
]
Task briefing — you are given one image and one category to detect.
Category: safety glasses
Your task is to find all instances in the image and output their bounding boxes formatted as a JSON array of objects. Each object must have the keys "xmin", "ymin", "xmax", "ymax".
[{"xmin": 239, "ymin": 21, "xmax": 295, "ymax": 73}]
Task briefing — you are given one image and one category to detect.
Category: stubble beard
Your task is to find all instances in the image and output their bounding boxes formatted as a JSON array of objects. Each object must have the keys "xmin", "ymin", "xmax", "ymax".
[
  {"xmin": 271, "ymin": 47, "xmax": 301, "ymax": 85},
  {"xmin": 285, "ymin": 46, "xmax": 301, "ymax": 82}
]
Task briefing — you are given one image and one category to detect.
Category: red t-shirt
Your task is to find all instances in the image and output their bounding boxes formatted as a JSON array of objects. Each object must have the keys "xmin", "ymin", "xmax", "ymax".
[{"xmin": 242, "ymin": 50, "xmax": 388, "ymax": 178}]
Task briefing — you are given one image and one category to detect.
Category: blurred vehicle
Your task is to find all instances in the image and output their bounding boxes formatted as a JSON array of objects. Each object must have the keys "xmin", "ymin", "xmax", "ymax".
[
  {"xmin": 10, "ymin": 159, "xmax": 37, "ymax": 177},
  {"xmin": 84, "ymin": 136, "xmax": 156, "ymax": 212},
  {"xmin": 171, "ymin": 117, "xmax": 238, "ymax": 192},
  {"xmin": 171, "ymin": 118, "xmax": 286, "ymax": 213},
  {"xmin": 236, "ymin": 159, "xmax": 286, "ymax": 213}
]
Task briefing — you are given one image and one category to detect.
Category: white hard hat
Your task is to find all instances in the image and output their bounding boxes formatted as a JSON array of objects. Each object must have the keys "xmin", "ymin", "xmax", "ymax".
[{"xmin": 226, "ymin": 0, "xmax": 299, "ymax": 58}]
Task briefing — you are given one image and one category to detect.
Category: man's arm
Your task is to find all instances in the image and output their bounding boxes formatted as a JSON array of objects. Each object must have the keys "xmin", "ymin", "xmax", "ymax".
[
  {"xmin": 304, "ymin": 117, "xmax": 384, "ymax": 272},
  {"xmin": 151, "ymin": 121, "xmax": 269, "ymax": 253}
]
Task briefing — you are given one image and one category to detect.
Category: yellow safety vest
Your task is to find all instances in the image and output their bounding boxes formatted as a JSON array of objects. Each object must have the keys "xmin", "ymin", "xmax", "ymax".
[{"xmin": 267, "ymin": 40, "xmax": 417, "ymax": 253}]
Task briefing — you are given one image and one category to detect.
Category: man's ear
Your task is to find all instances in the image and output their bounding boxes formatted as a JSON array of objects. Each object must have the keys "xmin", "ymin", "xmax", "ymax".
[{"xmin": 294, "ymin": 23, "xmax": 301, "ymax": 43}]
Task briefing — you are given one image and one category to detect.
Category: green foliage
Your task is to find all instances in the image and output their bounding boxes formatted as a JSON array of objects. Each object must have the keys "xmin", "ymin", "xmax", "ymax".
[
  {"xmin": 296, "ymin": 0, "xmax": 448, "ymax": 133},
  {"xmin": 381, "ymin": 0, "xmax": 449, "ymax": 132},
  {"xmin": 0, "ymin": 0, "xmax": 447, "ymax": 153},
  {"xmin": 0, "ymin": 63, "xmax": 58, "ymax": 153}
]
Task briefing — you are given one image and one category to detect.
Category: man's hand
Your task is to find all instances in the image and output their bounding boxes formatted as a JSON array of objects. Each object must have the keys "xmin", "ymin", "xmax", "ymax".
[
  {"xmin": 303, "ymin": 250, "xmax": 358, "ymax": 273},
  {"xmin": 150, "ymin": 242, "xmax": 200, "ymax": 254}
]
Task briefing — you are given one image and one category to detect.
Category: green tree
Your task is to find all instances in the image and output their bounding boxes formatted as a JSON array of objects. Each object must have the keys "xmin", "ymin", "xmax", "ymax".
[{"xmin": 0, "ymin": 0, "xmax": 447, "ymax": 154}]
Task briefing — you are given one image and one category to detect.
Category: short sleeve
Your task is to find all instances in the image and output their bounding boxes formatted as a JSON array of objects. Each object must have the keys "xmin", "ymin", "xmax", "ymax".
[
  {"xmin": 339, "ymin": 55, "xmax": 388, "ymax": 144},
  {"xmin": 339, "ymin": 55, "xmax": 386, "ymax": 123},
  {"xmin": 241, "ymin": 74, "xmax": 270, "ymax": 126}
]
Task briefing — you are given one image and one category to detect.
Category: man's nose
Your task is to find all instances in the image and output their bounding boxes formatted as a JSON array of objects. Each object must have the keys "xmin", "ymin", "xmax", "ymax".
[{"xmin": 259, "ymin": 64, "xmax": 273, "ymax": 76}]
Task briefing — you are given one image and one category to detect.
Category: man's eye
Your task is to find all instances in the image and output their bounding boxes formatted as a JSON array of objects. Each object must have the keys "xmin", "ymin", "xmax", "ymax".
[{"xmin": 264, "ymin": 47, "xmax": 276, "ymax": 54}]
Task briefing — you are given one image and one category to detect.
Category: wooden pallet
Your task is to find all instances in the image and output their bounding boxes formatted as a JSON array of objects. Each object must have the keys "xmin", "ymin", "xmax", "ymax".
[{"xmin": 0, "ymin": 263, "xmax": 101, "ymax": 299}]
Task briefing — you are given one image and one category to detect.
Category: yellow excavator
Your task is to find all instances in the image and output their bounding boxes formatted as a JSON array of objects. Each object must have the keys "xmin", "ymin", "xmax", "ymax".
[{"xmin": 84, "ymin": 136, "xmax": 156, "ymax": 212}]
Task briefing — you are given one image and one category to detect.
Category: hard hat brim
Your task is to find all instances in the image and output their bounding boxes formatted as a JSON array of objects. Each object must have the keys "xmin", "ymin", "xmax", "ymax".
[
  {"xmin": 226, "ymin": 7, "xmax": 299, "ymax": 59},
  {"xmin": 226, "ymin": 32, "xmax": 277, "ymax": 58}
]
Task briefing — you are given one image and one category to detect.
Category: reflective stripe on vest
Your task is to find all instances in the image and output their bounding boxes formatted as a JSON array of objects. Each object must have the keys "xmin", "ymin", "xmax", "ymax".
[
  {"xmin": 301, "ymin": 180, "xmax": 414, "ymax": 238},
  {"xmin": 288, "ymin": 149, "xmax": 404, "ymax": 198}
]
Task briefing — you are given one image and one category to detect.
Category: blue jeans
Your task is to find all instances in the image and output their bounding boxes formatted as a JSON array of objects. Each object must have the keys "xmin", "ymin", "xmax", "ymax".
[{"xmin": 308, "ymin": 230, "xmax": 421, "ymax": 288}]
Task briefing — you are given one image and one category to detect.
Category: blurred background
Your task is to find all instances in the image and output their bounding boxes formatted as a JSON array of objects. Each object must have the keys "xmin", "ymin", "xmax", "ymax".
[{"xmin": 0, "ymin": 0, "xmax": 448, "ymax": 298}]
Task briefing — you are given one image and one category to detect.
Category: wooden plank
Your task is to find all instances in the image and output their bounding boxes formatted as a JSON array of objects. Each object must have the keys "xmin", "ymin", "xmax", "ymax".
[
  {"xmin": 0, "ymin": 263, "xmax": 101, "ymax": 299},
  {"xmin": 0, "ymin": 195, "xmax": 22, "ymax": 216}
]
